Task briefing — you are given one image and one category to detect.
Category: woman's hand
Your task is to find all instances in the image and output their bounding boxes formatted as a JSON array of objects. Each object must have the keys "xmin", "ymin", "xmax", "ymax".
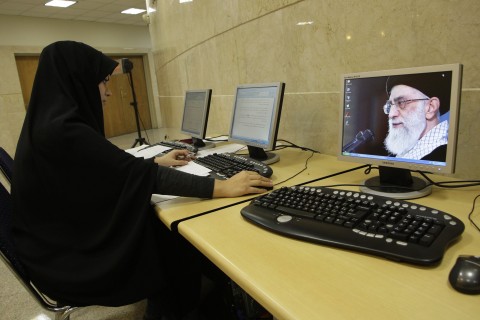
[
  {"xmin": 213, "ymin": 171, "xmax": 273, "ymax": 198},
  {"xmin": 154, "ymin": 149, "xmax": 195, "ymax": 167}
]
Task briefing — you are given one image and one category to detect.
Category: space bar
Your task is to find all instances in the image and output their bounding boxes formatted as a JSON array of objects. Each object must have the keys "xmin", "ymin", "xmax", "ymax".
[{"xmin": 275, "ymin": 206, "xmax": 316, "ymax": 219}]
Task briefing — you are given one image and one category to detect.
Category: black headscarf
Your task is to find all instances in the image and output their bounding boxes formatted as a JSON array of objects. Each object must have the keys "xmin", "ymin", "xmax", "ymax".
[{"xmin": 11, "ymin": 41, "xmax": 175, "ymax": 306}]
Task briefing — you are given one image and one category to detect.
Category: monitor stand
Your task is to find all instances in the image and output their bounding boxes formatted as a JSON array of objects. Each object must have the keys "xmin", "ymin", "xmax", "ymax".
[
  {"xmin": 192, "ymin": 137, "xmax": 215, "ymax": 150},
  {"xmin": 240, "ymin": 145, "xmax": 279, "ymax": 165},
  {"xmin": 359, "ymin": 166, "xmax": 431, "ymax": 200}
]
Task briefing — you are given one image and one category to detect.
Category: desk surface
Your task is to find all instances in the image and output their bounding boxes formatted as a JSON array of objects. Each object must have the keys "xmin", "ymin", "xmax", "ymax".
[
  {"xmin": 154, "ymin": 147, "xmax": 361, "ymax": 229},
  {"xmin": 178, "ymin": 156, "xmax": 480, "ymax": 320}
]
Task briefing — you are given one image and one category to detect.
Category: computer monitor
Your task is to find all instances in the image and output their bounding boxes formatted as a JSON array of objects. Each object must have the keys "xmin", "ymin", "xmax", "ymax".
[
  {"xmin": 180, "ymin": 89, "xmax": 214, "ymax": 149},
  {"xmin": 338, "ymin": 64, "xmax": 463, "ymax": 199},
  {"xmin": 228, "ymin": 82, "xmax": 285, "ymax": 165}
]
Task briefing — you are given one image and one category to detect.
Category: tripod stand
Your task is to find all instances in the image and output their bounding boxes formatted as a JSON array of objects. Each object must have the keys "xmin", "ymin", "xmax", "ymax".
[{"xmin": 126, "ymin": 67, "xmax": 147, "ymax": 148}]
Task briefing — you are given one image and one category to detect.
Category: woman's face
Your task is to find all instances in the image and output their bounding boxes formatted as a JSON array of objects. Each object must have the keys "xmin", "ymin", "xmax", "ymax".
[{"xmin": 98, "ymin": 76, "xmax": 112, "ymax": 107}]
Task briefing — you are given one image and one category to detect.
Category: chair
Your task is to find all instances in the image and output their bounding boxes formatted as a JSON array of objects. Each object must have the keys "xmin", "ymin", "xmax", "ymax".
[
  {"xmin": 0, "ymin": 148, "xmax": 80, "ymax": 320},
  {"xmin": 0, "ymin": 147, "xmax": 13, "ymax": 183}
]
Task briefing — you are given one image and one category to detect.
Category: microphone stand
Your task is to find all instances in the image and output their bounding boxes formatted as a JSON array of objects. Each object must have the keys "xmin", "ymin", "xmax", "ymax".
[{"xmin": 127, "ymin": 69, "xmax": 147, "ymax": 148}]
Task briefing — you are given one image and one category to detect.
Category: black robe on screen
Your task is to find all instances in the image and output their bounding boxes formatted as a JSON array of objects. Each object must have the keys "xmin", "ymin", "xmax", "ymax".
[{"xmin": 11, "ymin": 41, "xmax": 214, "ymax": 307}]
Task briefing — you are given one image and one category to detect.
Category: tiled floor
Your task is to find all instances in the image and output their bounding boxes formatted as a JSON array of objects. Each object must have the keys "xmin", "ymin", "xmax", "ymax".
[{"xmin": 0, "ymin": 129, "xmax": 166, "ymax": 320}]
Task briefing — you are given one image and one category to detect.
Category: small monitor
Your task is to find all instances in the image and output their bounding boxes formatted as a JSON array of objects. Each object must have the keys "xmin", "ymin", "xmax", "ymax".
[
  {"xmin": 338, "ymin": 64, "xmax": 463, "ymax": 199},
  {"xmin": 228, "ymin": 82, "xmax": 285, "ymax": 165},
  {"xmin": 180, "ymin": 89, "xmax": 214, "ymax": 149}
]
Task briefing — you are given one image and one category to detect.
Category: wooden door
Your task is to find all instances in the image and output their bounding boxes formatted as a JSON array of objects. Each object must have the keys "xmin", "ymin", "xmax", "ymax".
[
  {"xmin": 15, "ymin": 55, "xmax": 152, "ymax": 138},
  {"xmin": 15, "ymin": 56, "xmax": 38, "ymax": 109},
  {"xmin": 104, "ymin": 56, "xmax": 152, "ymax": 138}
]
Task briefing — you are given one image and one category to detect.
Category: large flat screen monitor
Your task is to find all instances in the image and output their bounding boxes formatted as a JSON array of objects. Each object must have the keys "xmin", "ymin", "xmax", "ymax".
[
  {"xmin": 180, "ymin": 89, "xmax": 214, "ymax": 149},
  {"xmin": 228, "ymin": 82, "xmax": 285, "ymax": 165},
  {"xmin": 338, "ymin": 64, "xmax": 463, "ymax": 199}
]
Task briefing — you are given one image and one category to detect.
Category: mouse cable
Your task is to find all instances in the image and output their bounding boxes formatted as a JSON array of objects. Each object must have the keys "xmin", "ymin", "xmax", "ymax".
[
  {"xmin": 363, "ymin": 165, "xmax": 480, "ymax": 189},
  {"xmin": 276, "ymin": 160, "xmax": 440, "ymax": 193},
  {"xmin": 468, "ymin": 194, "xmax": 480, "ymax": 233},
  {"xmin": 276, "ymin": 165, "xmax": 476, "ymax": 193},
  {"xmin": 417, "ymin": 171, "xmax": 480, "ymax": 188},
  {"xmin": 273, "ymin": 151, "xmax": 315, "ymax": 186}
]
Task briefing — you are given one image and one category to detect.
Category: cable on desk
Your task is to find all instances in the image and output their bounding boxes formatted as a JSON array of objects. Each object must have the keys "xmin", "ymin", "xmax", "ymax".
[
  {"xmin": 273, "ymin": 151, "xmax": 315, "ymax": 186},
  {"xmin": 363, "ymin": 166, "xmax": 480, "ymax": 191},
  {"xmin": 468, "ymin": 194, "xmax": 480, "ymax": 233},
  {"xmin": 418, "ymin": 171, "xmax": 480, "ymax": 189},
  {"xmin": 276, "ymin": 139, "xmax": 321, "ymax": 154},
  {"xmin": 296, "ymin": 164, "xmax": 371, "ymax": 188},
  {"xmin": 271, "ymin": 139, "xmax": 339, "ymax": 186},
  {"xmin": 364, "ymin": 164, "xmax": 374, "ymax": 174}
]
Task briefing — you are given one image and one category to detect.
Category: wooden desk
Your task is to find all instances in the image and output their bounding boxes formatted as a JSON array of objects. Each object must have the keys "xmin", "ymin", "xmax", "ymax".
[
  {"xmin": 178, "ymin": 157, "xmax": 480, "ymax": 320},
  {"xmin": 154, "ymin": 148, "xmax": 362, "ymax": 230}
]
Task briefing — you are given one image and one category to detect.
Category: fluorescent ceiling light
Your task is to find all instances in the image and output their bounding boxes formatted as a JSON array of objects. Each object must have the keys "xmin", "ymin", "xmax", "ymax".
[
  {"xmin": 45, "ymin": 0, "xmax": 77, "ymax": 8},
  {"xmin": 179, "ymin": 0, "xmax": 193, "ymax": 3},
  {"xmin": 121, "ymin": 8, "xmax": 147, "ymax": 15},
  {"xmin": 296, "ymin": 21, "xmax": 314, "ymax": 26}
]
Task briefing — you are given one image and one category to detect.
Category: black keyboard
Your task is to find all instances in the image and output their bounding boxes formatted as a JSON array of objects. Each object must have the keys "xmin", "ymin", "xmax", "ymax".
[
  {"xmin": 157, "ymin": 141, "xmax": 198, "ymax": 154},
  {"xmin": 194, "ymin": 153, "xmax": 273, "ymax": 179},
  {"xmin": 241, "ymin": 186, "xmax": 465, "ymax": 266}
]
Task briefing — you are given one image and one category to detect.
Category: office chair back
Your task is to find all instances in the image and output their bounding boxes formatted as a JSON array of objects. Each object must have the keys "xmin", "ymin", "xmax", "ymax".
[
  {"xmin": 0, "ymin": 148, "xmax": 79, "ymax": 320},
  {"xmin": 0, "ymin": 147, "xmax": 13, "ymax": 183}
]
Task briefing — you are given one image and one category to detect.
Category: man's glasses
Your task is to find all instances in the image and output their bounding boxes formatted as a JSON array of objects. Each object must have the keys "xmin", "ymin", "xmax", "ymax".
[{"xmin": 383, "ymin": 98, "xmax": 429, "ymax": 114}]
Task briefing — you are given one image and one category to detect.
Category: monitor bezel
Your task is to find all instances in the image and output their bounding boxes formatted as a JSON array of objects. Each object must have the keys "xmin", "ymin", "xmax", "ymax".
[
  {"xmin": 228, "ymin": 82, "xmax": 285, "ymax": 151},
  {"xmin": 338, "ymin": 63, "xmax": 463, "ymax": 175},
  {"xmin": 180, "ymin": 89, "xmax": 212, "ymax": 139}
]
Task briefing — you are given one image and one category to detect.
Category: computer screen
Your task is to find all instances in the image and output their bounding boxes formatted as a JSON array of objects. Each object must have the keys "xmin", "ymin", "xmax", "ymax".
[
  {"xmin": 180, "ymin": 89, "xmax": 214, "ymax": 149},
  {"xmin": 338, "ymin": 64, "xmax": 463, "ymax": 199},
  {"xmin": 228, "ymin": 82, "xmax": 285, "ymax": 165}
]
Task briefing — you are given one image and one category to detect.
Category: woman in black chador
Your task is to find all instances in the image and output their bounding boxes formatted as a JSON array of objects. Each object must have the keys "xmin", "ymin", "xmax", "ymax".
[{"xmin": 11, "ymin": 41, "xmax": 272, "ymax": 319}]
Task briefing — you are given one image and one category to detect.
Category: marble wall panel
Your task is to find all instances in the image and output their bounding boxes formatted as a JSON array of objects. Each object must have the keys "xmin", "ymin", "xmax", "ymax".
[
  {"xmin": 151, "ymin": 0, "xmax": 302, "ymax": 66},
  {"xmin": 149, "ymin": 0, "xmax": 480, "ymax": 180},
  {"xmin": 206, "ymin": 95, "xmax": 235, "ymax": 137},
  {"xmin": 454, "ymin": 90, "xmax": 480, "ymax": 179},
  {"xmin": 278, "ymin": 93, "xmax": 339, "ymax": 154}
]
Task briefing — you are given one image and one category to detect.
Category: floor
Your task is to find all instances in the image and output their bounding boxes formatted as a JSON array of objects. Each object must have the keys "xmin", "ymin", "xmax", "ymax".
[{"xmin": 0, "ymin": 129, "xmax": 165, "ymax": 320}]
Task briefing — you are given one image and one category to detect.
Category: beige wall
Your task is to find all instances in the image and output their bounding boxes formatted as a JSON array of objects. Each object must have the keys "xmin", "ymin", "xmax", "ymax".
[
  {"xmin": 148, "ymin": 0, "xmax": 480, "ymax": 180},
  {"xmin": 0, "ymin": 15, "xmax": 157, "ymax": 158}
]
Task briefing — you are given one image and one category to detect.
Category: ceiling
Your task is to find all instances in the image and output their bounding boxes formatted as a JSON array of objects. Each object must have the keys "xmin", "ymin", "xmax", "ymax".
[{"xmin": 0, "ymin": 0, "xmax": 149, "ymax": 26}]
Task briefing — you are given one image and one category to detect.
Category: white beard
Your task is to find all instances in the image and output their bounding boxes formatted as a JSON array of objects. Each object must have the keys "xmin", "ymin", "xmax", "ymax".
[{"xmin": 384, "ymin": 105, "xmax": 426, "ymax": 156}]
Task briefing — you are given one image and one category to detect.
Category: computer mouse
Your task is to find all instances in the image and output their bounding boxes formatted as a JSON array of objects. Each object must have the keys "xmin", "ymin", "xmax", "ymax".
[{"xmin": 448, "ymin": 255, "xmax": 480, "ymax": 294}]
